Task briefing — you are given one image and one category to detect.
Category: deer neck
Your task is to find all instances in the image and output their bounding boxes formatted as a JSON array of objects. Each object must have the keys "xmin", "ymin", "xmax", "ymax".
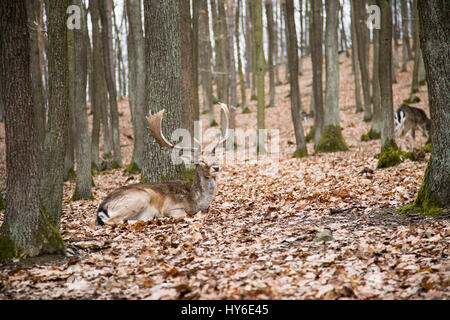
[{"xmin": 189, "ymin": 170, "xmax": 217, "ymax": 212}]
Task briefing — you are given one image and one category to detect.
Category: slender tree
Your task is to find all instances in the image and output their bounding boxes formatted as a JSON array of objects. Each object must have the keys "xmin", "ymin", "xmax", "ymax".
[
  {"xmin": 310, "ymin": 0, "xmax": 324, "ymax": 147},
  {"xmin": 142, "ymin": 0, "xmax": 185, "ymax": 182},
  {"xmin": 409, "ymin": 0, "xmax": 420, "ymax": 96},
  {"xmin": 376, "ymin": 0, "xmax": 400, "ymax": 168},
  {"xmin": 317, "ymin": 0, "xmax": 348, "ymax": 152},
  {"xmin": 99, "ymin": 0, "xmax": 122, "ymax": 168},
  {"xmin": 235, "ymin": 0, "xmax": 248, "ymax": 111},
  {"xmin": 350, "ymin": 2, "xmax": 363, "ymax": 113},
  {"xmin": 283, "ymin": 0, "xmax": 307, "ymax": 157},
  {"xmin": 265, "ymin": 0, "xmax": 276, "ymax": 109},
  {"xmin": 405, "ymin": 0, "xmax": 449, "ymax": 214},
  {"xmin": 72, "ymin": 0, "xmax": 92, "ymax": 200},
  {"xmin": 0, "ymin": 0, "xmax": 65, "ymax": 260},
  {"xmin": 253, "ymin": 0, "xmax": 266, "ymax": 154},
  {"xmin": 226, "ymin": 0, "xmax": 237, "ymax": 130}
]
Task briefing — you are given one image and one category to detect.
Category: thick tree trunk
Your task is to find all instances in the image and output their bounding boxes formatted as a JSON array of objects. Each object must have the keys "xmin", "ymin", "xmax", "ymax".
[
  {"xmin": 99, "ymin": 0, "xmax": 122, "ymax": 168},
  {"xmin": 408, "ymin": 0, "xmax": 450, "ymax": 213},
  {"xmin": 142, "ymin": 0, "xmax": 185, "ymax": 183},
  {"xmin": 284, "ymin": 0, "xmax": 307, "ymax": 158},
  {"xmin": 265, "ymin": 0, "xmax": 276, "ymax": 109},
  {"xmin": 126, "ymin": 0, "xmax": 146, "ymax": 172},
  {"xmin": 317, "ymin": 0, "xmax": 348, "ymax": 153},
  {"xmin": 310, "ymin": 0, "xmax": 324, "ymax": 147},
  {"xmin": 254, "ymin": 0, "xmax": 266, "ymax": 155},
  {"xmin": 0, "ymin": 0, "xmax": 64, "ymax": 260},
  {"xmin": 192, "ymin": 0, "xmax": 200, "ymax": 123},
  {"xmin": 72, "ymin": 0, "xmax": 92, "ymax": 200}
]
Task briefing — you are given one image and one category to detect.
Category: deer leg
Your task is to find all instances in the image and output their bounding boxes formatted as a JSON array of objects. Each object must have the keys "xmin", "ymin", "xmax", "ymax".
[
  {"xmin": 165, "ymin": 208, "xmax": 187, "ymax": 219},
  {"xmin": 411, "ymin": 130, "xmax": 416, "ymax": 150}
]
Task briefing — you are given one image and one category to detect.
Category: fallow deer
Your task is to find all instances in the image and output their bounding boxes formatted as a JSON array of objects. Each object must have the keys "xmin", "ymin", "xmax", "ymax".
[
  {"xmin": 96, "ymin": 103, "xmax": 230, "ymax": 226},
  {"xmin": 394, "ymin": 104, "xmax": 431, "ymax": 150}
]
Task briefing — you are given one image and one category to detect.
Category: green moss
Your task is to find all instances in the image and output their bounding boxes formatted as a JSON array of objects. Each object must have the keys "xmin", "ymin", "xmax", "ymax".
[
  {"xmin": 420, "ymin": 142, "xmax": 431, "ymax": 153},
  {"xmin": 376, "ymin": 140, "xmax": 402, "ymax": 168},
  {"xmin": 123, "ymin": 161, "xmax": 141, "ymax": 175},
  {"xmin": 250, "ymin": 94, "xmax": 257, "ymax": 101},
  {"xmin": 400, "ymin": 159, "xmax": 443, "ymax": 216},
  {"xmin": 201, "ymin": 109, "xmax": 210, "ymax": 115},
  {"xmin": 0, "ymin": 189, "xmax": 5, "ymax": 211},
  {"xmin": 362, "ymin": 115, "xmax": 373, "ymax": 122},
  {"xmin": 305, "ymin": 126, "xmax": 315, "ymax": 143},
  {"xmin": 361, "ymin": 128, "xmax": 381, "ymax": 141},
  {"xmin": 242, "ymin": 107, "xmax": 251, "ymax": 114},
  {"xmin": 315, "ymin": 125, "xmax": 348, "ymax": 153},
  {"xmin": 212, "ymin": 96, "xmax": 219, "ymax": 104},
  {"xmin": 66, "ymin": 168, "xmax": 77, "ymax": 182},
  {"xmin": 91, "ymin": 162, "xmax": 99, "ymax": 176},
  {"xmin": 103, "ymin": 152, "xmax": 113, "ymax": 159},
  {"xmin": 37, "ymin": 206, "xmax": 65, "ymax": 254},
  {"xmin": 210, "ymin": 119, "xmax": 219, "ymax": 127},
  {"xmin": 111, "ymin": 161, "xmax": 122, "ymax": 169},
  {"xmin": 71, "ymin": 188, "xmax": 94, "ymax": 201},
  {"xmin": 0, "ymin": 233, "xmax": 18, "ymax": 261},
  {"xmin": 292, "ymin": 148, "xmax": 308, "ymax": 158},
  {"xmin": 183, "ymin": 166, "xmax": 196, "ymax": 182}
]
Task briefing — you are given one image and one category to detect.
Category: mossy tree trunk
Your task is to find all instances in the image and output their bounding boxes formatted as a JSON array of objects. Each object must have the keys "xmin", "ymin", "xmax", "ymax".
[
  {"xmin": 284, "ymin": 0, "xmax": 307, "ymax": 158},
  {"xmin": 72, "ymin": 0, "xmax": 92, "ymax": 200},
  {"xmin": 40, "ymin": 0, "xmax": 71, "ymax": 229},
  {"xmin": 310, "ymin": 0, "xmax": 324, "ymax": 147},
  {"xmin": 317, "ymin": 0, "xmax": 348, "ymax": 153},
  {"xmin": 0, "ymin": 0, "xmax": 64, "ymax": 260},
  {"xmin": 408, "ymin": 0, "xmax": 450, "ymax": 214},
  {"xmin": 142, "ymin": 0, "xmax": 185, "ymax": 183},
  {"xmin": 376, "ymin": 0, "xmax": 401, "ymax": 169}
]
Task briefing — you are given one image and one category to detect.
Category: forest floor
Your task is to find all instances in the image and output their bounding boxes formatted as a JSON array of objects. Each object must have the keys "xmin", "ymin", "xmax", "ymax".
[{"xmin": 0, "ymin": 52, "xmax": 448, "ymax": 300}]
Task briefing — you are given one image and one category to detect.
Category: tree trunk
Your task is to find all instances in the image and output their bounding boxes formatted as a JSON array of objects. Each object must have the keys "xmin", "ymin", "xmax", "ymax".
[
  {"xmin": 226, "ymin": 0, "xmax": 237, "ymax": 130},
  {"xmin": 410, "ymin": 0, "xmax": 419, "ymax": 96},
  {"xmin": 265, "ymin": 0, "xmax": 276, "ymax": 109},
  {"xmin": 352, "ymin": 0, "xmax": 372, "ymax": 122},
  {"xmin": 26, "ymin": 0, "xmax": 46, "ymax": 151},
  {"xmin": 253, "ymin": 0, "xmax": 266, "ymax": 155},
  {"xmin": 90, "ymin": 0, "xmax": 111, "ymax": 160},
  {"xmin": 142, "ymin": 0, "xmax": 185, "ymax": 183},
  {"xmin": 126, "ymin": 0, "xmax": 146, "ymax": 172},
  {"xmin": 40, "ymin": 0, "xmax": 70, "ymax": 229},
  {"xmin": 0, "ymin": 0, "xmax": 64, "ymax": 260},
  {"xmin": 192, "ymin": 0, "xmax": 200, "ymax": 123},
  {"xmin": 317, "ymin": 0, "xmax": 348, "ymax": 153},
  {"xmin": 236, "ymin": 0, "xmax": 247, "ymax": 110},
  {"xmin": 99, "ymin": 0, "xmax": 122, "ymax": 168},
  {"xmin": 284, "ymin": 0, "xmax": 307, "ymax": 158},
  {"xmin": 310, "ymin": 0, "xmax": 324, "ymax": 147},
  {"xmin": 198, "ymin": 0, "xmax": 216, "ymax": 126},
  {"xmin": 350, "ymin": 2, "xmax": 363, "ymax": 113},
  {"xmin": 408, "ymin": 0, "xmax": 450, "ymax": 213},
  {"xmin": 72, "ymin": 0, "xmax": 92, "ymax": 200},
  {"xmin": 376, "ymin": 0, "xmax": 400, "ymax": 169},
  {"xmin": 369, "ymin": 24, "xmax": 382, "ymax": 139},
  {"xmin": 400, "ymin": 0, "xmax": 409, "ymax": 71}
]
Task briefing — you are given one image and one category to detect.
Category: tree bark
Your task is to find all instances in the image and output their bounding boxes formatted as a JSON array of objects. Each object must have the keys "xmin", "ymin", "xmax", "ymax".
[
  {"xmin": 126, "ymin": 0, "xmax": 146, "ymax": 172},
  {"xmin": 0, "ymin": 0, "xmax": 64, "ymax": 260},
  {"xmin": 352, "ymin": 0, "xmax": 372, "ymax": 121},
  {"xmin": 284, "ymin": 0, "xmax": 307, "ymax": 157},
  {"xmin": 409, "ymin": 0, "xmax": 450, "ymax": 213},
  {"xmin": 236, "ymin": 0, "xmax": 248, "ymax": 110},
  {"xmin": 40, "ymin": 0, "xmax": 70, "ymax": 230},
  {"xmin": 410, "ymin": 0, "xmax": 419, "ymax": 96},
  {"xmin": 265, "ymin": 0, "xmax": 276, "ymax": 109},
  {"xmin": 310, "ymin": 0, "xmax": 324, "ymax": 147},
  {"xmin": 99, "ymin": 0, "xmax": 122, "ymax": 168},
  {"xmin": 370, "ymin": 24, "xmax": 382, "ymax": 138},
  {"xmin": 254, "ymin": 0, "xmax": 266, "ymax": 155},
  {"xmin": 72, "ymin": 0, "xmax": 92, "ymax": 200},
  {"xmin": 350, "ymin": 2, "xmax": 363, "ymax": 113},
  {"xmin": 142, "ymin": 0, "xmax": 185, "ymax": 182},
  {"xmin": 226, "ymin": 0, "xmax": 237, "ymax": 130},
  {"xmin": 317, "ymin": 0, "xmax": 348, "ymax": 153}
]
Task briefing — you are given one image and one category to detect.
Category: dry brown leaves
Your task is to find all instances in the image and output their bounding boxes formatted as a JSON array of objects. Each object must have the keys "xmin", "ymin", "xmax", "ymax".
[{"xmin": 0, "ymin": 52, "xmax": 448, "ymax": 300}]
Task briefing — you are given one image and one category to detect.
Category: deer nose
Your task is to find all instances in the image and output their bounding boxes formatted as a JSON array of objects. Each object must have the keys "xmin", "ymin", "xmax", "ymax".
[{"xmin": 212, "ymin": 165, "xmax": 220, "ymax": 172}]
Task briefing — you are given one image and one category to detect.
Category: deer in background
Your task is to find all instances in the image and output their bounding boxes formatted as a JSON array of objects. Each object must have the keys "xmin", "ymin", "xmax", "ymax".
[
  {"xmin": 96, "ymin": 103, "xmax": 230, "ymax": 226},
  {"xmin": 394, "ymin": 104, "xmax": 431, "ymax": 150}
]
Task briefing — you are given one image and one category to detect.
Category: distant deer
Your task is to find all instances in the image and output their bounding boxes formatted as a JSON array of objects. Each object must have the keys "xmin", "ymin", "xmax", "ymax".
[
  {"xmin": 394, "ymin": 104, "xmax": 431, "ymax": 150},
  {"xmin": 96, "ymin": 103, "xmax": 230, "ymax": 226}
]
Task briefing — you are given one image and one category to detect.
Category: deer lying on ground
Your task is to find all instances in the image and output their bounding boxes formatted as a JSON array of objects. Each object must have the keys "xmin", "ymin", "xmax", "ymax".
[{"xmin": 96, "ymin": 103, "xmax": 230, "ymax": 226}]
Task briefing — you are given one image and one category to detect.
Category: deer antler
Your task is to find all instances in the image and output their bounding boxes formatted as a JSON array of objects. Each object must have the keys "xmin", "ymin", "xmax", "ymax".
[
  {"xmin": 208, "ymin": 103, "xmax": 231, "ymax": 153},
  {"xmin": 146, "ymin": 109, "xmax": 199, "ymax": 152}
]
